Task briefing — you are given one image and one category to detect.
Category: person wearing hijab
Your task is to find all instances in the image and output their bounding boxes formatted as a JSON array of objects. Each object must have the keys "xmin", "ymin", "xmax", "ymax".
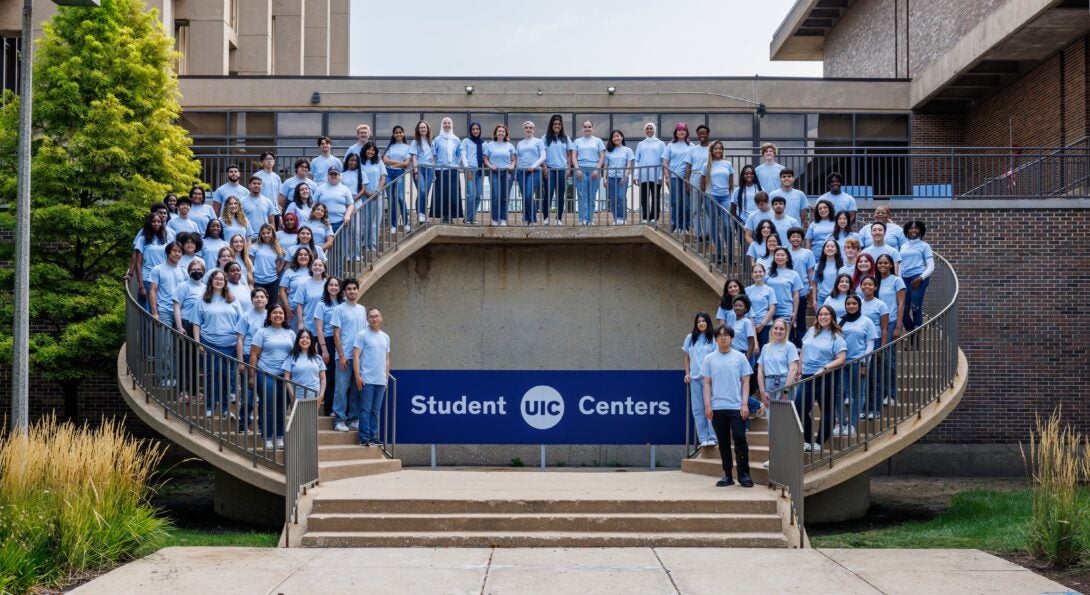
[
  {"xmin": 460, "ymin": 122, "xmax": 486, "ymax": 224},
  {"xmin": 432, "ymin": 117, "xmax": 463, "ymax": 223},
  {"xmin": 634, "ymin": 122, "xmax": 665, "ymax": 224}
]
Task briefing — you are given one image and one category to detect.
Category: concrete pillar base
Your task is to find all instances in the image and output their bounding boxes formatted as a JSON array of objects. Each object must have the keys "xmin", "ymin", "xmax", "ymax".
[
  {"xmin": 213, "ymin": 468, "xmax": 283, "ymax": 527},
  {"xmin": 804, "ymin": 472, "xmax": 871, "ymax": 523}
]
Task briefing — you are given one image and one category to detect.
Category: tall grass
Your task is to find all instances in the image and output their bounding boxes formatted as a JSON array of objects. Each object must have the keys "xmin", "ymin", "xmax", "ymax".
[
  {"xmin": 0, "ymin": 415, "xmax": 168, "ymax": 593},
  {"xmin": 1022, "ymin": 408, "xmax": 1090, "ymax": 567}
]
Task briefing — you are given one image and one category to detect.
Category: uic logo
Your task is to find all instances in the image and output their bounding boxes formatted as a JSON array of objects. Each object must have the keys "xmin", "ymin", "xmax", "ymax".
[{"xmin": 520, "ymin": 385, "xmax": 564, "ymax": 430}]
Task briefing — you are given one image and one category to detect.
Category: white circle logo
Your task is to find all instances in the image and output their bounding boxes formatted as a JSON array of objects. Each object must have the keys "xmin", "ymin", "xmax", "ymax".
[{"xmin": 520, "ymin": 385, "xmax": 564, "ymax": 430}]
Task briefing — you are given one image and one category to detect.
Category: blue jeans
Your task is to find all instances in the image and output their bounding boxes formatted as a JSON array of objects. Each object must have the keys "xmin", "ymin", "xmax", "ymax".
[
  {"xmin": 792, "ymin": 296, "xmax": 808, "ymax": 348},
  {"xmin": 795, "ymin": 371, "xmax": 836, "ymax": 445},
  {"xmin": 689, "ymin": 175, "xmax": 710, "ymax": 236},
  {"xmin": 201, "ymin": 340, "xmax": 235, "ymax": 415},
  {"xmin": 256, "ymin": 370, "xmax": 286, "ymax": 440},
  {"xmin": 333, "ymin": 357, "xmax": 359, "ymax": 424},
  {"xmin": 688, "ymin": 379, "xmax": 715, "ymax": 444},
  {"xmin": 669, "ymin": 175, "xmax": 690, "ymax": 231},
  {"xmin": 879, "ymin": 321, "xmax": 898, "ymax": 403},
  {"xmin": 387, "ymin": 168, "xmax": 409, "ymax": 227},
  {"xmin": 359, "ymin": 383, "xmax": 386, "ymax": 443},
  {"xmin": 490, "ymin": 170, "xmax": 513, "ymax": 223},
  {"xmin": 361, "ymin": 195, "xmax": 382, "ymax": 250},
  {"xmin": 902, "ymin": 274, "xmax": 929, "ymax": 332},
  {"xmin": 836, "ymin": 362, "xmax": 863, "ymax": 429},
  {"xmin": 576, "ymin": 167, "xmax": 598, "ymax": 225},
  {"xmin": 607, "ymin": 177, "xmax": 628, "ymax": 220},
  {"xmin": 415, "ymin": 166, "xmax": 434, "ymax": 217},
  {"xmin": 154, "ymin": 311, "xmax": 175, "ymax": 385},
  {"xmin": 517, "ymin": 169, "xmax": 542, "ymax": 223},
  {"xmin": 543, "ymin": 169, "xmax": 567, "ymax": 219},
  {"xmin": 322, "ymin": 337, "xmax": 336, "ymax": 415},
  {"xmin": 465, "ymin": 169, "xmax": 484, "ymax": 222}
]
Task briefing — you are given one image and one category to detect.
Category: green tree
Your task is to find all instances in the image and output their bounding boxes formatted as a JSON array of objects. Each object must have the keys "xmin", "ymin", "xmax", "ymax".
[{"xmin": 0, "ymin": 0, "xmax": 200, "ymax": 417}]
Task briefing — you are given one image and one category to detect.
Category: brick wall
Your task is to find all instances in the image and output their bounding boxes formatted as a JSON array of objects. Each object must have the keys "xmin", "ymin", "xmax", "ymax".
[{"xmin": 857, "ymin": 206, "xmax": 1090, "ymax": 443}]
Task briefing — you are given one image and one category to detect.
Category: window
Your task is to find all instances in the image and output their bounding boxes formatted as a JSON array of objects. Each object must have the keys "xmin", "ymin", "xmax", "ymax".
[
  {"xmin": 856, "ymin": 114, "xmax": 909, "ymax": 139},
  {"xmin": 507, "ymin": 113, "xmax": 554, "ymax": 138},
  {"xmin": 612, "ymin": 114, "xmax": 656, "ymax": 139},
  {"xmin": 375, "ymin": 113, "xmax": 421, "ymax": 140},
  {"xmin": 328, "ymin": 112, "xmax": 374, "ymax": 138},
  {"xmin": 469, "ymin": 113, "xmax": 507, "ymax": 138},
  {"xmin": 230, "ymin": 112, "xmax": 275, "ymax": 139},
  {"xmin": 277, "ymin": 112, "xmax": 323, "ymax": 137},
  {"xmin": 661, "ymin": 114, "xmax": 707, "ymax": 139},
  {"xmin": 816, "ymin": 114, "xmax": 852, "ymax": 140},
  {"xmin": 759, "ymin": 113, "xmax": 806, "ymax": 139},
  {"xmin": 174, "ymin": 23, "xmax": 189, "ymax": 75},
  {"xmin": 707, "ymin": 113, "xmax": 752, "ymax": 139},
  {"xmin": 180, "ymin": 112, "xmax": 228, "ymax": 139},
  {"xmin": 422, "ymin": 113, "xmax": 462, "ymax": 136},
  {"xmin": 573, "ymin": 114, "xmax": 610, "ymax": 140}
]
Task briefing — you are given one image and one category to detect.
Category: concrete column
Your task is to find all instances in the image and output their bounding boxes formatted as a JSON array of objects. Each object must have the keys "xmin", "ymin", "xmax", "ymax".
[
  {"xmin": 328, "ymin": 0, "xmax": 349, "ymax": 75},
  {"xmin": 178, "ymin": 0, "xmax": 229, "ymax": 75},
  {"xmin": 302, "ymin": 0, "xmax": 328, "ymax": 76},
  {"xmin": 236, "ymin": 0, "xmax": 272, "ymax": 75},
  {"xmin": 272, "ymin": 0, "xmax": 303, "ymax": 75}
]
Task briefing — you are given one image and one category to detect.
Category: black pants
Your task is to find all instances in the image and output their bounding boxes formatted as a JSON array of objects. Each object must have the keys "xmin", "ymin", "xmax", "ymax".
[
  {"xmin": 323, "ymin": 335, "xmax": 336, "ymax": 416},
  {"xmin": 711, "ymin": 409, "xmax": 750, "ymax": 478},
  {"xmin": 640, "ymin": 182, "xmax": 661, "ymax": 221}
]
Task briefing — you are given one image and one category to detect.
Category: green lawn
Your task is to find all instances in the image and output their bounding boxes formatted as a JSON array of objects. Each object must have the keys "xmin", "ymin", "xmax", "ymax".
[
  {"xmin": 150, "ymin": 527, "xmax": 280, "ymax": 549},
  {"xmin": 811, "ymin": 489, "xmax": 1032, "ymax": 552}
]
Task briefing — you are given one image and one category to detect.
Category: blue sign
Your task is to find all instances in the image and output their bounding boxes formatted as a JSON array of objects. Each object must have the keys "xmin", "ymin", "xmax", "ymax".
[{"xmin": 393, "ymin": 370, "xmax": 686, "ymax": 445}]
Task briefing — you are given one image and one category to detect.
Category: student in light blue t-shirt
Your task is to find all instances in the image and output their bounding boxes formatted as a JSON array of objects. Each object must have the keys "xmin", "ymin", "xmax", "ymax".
[
  {"xmin": 432, "ymin": 118, "xmax": 463, "ymax": 223},
  {"xmin": 634, "ymin": 122, "xmax": 665, "ymax": 223},
  {"xmin": 460, "ymin": 122, "xmax": 488, "ymax": 225},
  {"xmin": 768, "ymin": 168, "xmax": 809, "ymax": 224},
  {"xmin": 353, "ymin": 308, "xmax": 391, "ymax": 446},
  {"xmin": 816, "ymin": 172, "xmax": 857, "ymax": 227},
  {"xmin": 899, "ymin": 220, "xmax": 935, "ymax": 333},
  {"xmin": 310, "ymin": 136, "xmax": 343, "ymax": 186},
  {"xmin": 250, "ymin": 304, "xmax": 296, "ymax": 449},
  {"xmin": 516, "ymin": 121, "xmax": 547, "ymax": 224},
  {"xmin": 542, "ymin": 115, "xmax": 574, "ymax": 226},
  {"xmin": 409, "ymin": 121, "xmax": 436, "ymax": 224},
  {"xmin": 682, "ymin": 312, "xmax": 718, "ymax": 448},
  {"xmin": 661, "ymin": 123, "xmax": 692, "ymax": 232},
  {"xmin": 836, "ymin": 295, "xmax": 878, "ymax": 437},
  {"xmin": 603, "ymin": 130, "xmax": 634, "ymax": 225},
  {"xmin": 573, "ymin": 121, "xmax": 606, "ymax": 226},
  {"xmin": 212, "ymin": 165, "xmax": 249, "ymax": 216},
  {"xmin": 383, "ymin": 126, "xmax": 413, "ymax": 233},
  {"xmin": 754, "ymin": 143, "xmax": 785, "ymax": 195},
  {"xmin": 798, "ymin": 306, "xmax": 847, "ymax": 451},
  {"xmin": 282, "ymin": 329, "xmax": 327, "ymax": 403},
  {"xmin": 484, "ymin": 124, "xmax": 517, "ymax": 226},
  {"xmin": 699, "ymin": 325, "xmax": 756, "ymax": 488}
]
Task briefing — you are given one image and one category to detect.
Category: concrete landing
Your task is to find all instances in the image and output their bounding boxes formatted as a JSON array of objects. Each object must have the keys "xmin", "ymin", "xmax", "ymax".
[{"xmin": 73, "ymin": 547, "xmax": 1071, "ymax": 594}]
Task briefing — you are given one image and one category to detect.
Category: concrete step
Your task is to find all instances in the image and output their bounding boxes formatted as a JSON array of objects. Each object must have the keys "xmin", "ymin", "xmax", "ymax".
[
  {"xmin": 680, "ymin": 457, "xmax": 770, "ymax": 484},
  {"xmin": 691, "ymin": 445, "xmax": 769, "ymax": 464},
  {"xmin": 306, "ymin": 512, "xmax": 782, "ymax": 534},
  {"xmin": 318, "ymin": 429, "xmax": 361, "ymax": 446},
  {"xmin": 310, "ymin": 497, "xmax": 778, "ymax": 516},
  {"xmin": 318, "ymin": 444, "xmax": 387, "ymax": 462},
  {"xmin": 300, "ymin": 530, "xmax": 789, "ymax": 548},
  {"xmin": 318, "ymin": 458, "xmax": 402, "ymax": 483}
]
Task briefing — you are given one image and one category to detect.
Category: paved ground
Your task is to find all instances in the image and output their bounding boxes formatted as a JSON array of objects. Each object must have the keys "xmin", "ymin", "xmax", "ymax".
[{"xmin": 74, "ymin": 547, "xmax": 1072, "ymax": 594}]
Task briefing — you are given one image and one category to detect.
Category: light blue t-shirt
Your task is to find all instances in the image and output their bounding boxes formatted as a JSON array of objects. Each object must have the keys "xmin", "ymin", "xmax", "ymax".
[
  {"xmin": 276, "ymin": 230, "xmax": 299, "ymax": 253},
  {"xmin": 352, "ymin": 328, "xmax": 391, "ymax": 386},
  {"xmin": 212, "ymin": 182, "xmax": 248, "ymax": 208},
  {"xmin": 283, "ymin": 243, "xmax": 326, "ymax": 264},
  {"xmin": 800, "ymin": 327, "xmax": 847, "ymax": 375},
  {"xmin": 201, "ymin": 238, "xmax": 229, "ymax": 268},
  {"xmin": 661, "ymin": 141, "xmax": 691, "ymax": 176},
  {"xmin": 251, "ymin": 326, "xmax": 296, "ymax": 374},
  {"xmin": 823, "ymin": 294, "xmax": 848, "ymax": 319},
  {"xmin": 863, "ymin": 244, "xmax": 903, "ymax": 268},
  {"xmin": 755, "ymin": 163, "xmax": 785, "ymax": 194},
  {"xmin": 758, "ymin": 341, "xmax": 800, "ymax": 377},
  {"xmin": 701, "ymin": 160, "xmax": 735, "ymax": 197},
  {"xmin": 196, "ymin": 295, "xmax": 243, "ymax": 348},
  {"xmin": 818, "ymin": 191, "xmax": 857, "ymax": 215},
  {"xmin": 899, "ymin": 239, "xmax": 933, "ymax": 278},
  {"xmin": 634, "ymin": 136, "xmax": 665, "ymax": 180},
  {"xmin": 604, "ymin": 146, "xmax": 634, "ymax": 177},
  {"xmin": 765, "ymin": 268, "xmax": 803, "ymax": 320},
  {"xmin": 241, "ymin": 194, "xmax": 276, "ymax": 235},
  {"xmin": 281, "ymin": 177, "xmax": 318, "ymax": 205},
  {"xmin": 789, "ymin": 247, "xmax": 816, "ymax": 296},
  {"xmin": 484, "ymin": 141, "xmax": 516, "ymax": 169},
  {"xmin": 516, "ymin": 137, "xmax": 546, "ymax": 170},
  {"xmin": 309, "ymin": 155, "xmax": 343, "ymax": 185},
  {"xmin": 409, "ymin": 140, "xmax": 435, "ymax": 167},
  {"xmin": 716, "ymin": 306, "xmax": 737, "ymax": 327},
  {"xmin": 544, "ymin": 137, "xmax": 573, "ymax": 169},
  {"xmin": 814, "ymin": 260, "xmax": 840, "ymax": 302},
  {"xmin": 384, "ymin": 143, "xmax": 412, "ymax": 168},
  {"xmin": 731, "ymin": 317, "xmax": 755, "ymax": 353},
  {"xmin": 733, "ymin": 185, "xmax": 760, "ymax": 222},
  {"xmin": 167, "ymin": 216, "xmax": 199, "ymax": 236},
  {"xmin": 745, "ymin": 284, "xmax": 777, "ymax": 324},
  {"xmin": 840, "ymin": 316, "xmax": 879, "ymax": 360},
  {"xmin": 769, "ymin": 188, "xmax": 809, "ymax": 223},
  {"xmin": 282, "ymin": 353, "xmax": 326, "ymax": 395},
  {"xmin": 249, "ymin": 243, "xmax": 281, "ymax": 284},
  {"xmin": 770, "ymin": 214, "xmax": 800, "ymax": 245},
  {"xmin": 685, "ymin": 145, "xmax": 711, "ymax": 182},
  {"xmin": 189, "ymin": 204, "xmax": 216, "ymax": 233},
  {"xmin": 229, "ymin": 281, "xmax": 251, "ymax": 313},
  {"xmin": 234, "ymin": 308, "xmax": 267, "ymax": 356},
  {"xmin": 176, "ymin": 279, "xmax": 205, "ymax": 325},
  {"xmin": 699, "ymin": 349, "xmax": 753, "ymax": 410},
  {"xmin": 278, "ymin": 268, "xmax": 309, "ymax": 304},
  {"xmin": 220, "ymin": 216, "xmax": 253, "ymax": 243},
  {"xmin": 432, "ymin": 135, "xmax": 461, "ymax": 167},
  {"xmin": 682, "ymin": 334, "xmax": 716, "ymax": 379},
  {"xmin": 859, "ymin": 297, "xmax": 890, "ymax": 341},
  {"xmin": 861, "ymin": 221, "xmax": 906, "ymax": 250},
  {"xmin": 302, "ymin": 220, "xmax": 332, "ymax": 248},
  {"xmin": 331, "ymin": 303, "xmax": 368, "ymax": 362},
  {"xmin": 149, "ymin": 262, "xmax": 185, "ymax": 321},
  {"xmin": 254, "ymin": 170, "xmax": 282, "ymax": 207},
  {"xmin": 314, "ymin": 299, "xmax": 341, "ymax": 338},
  {"xmin": 877, "ymin": 275, "xmax": 907, "ymax": 322},
  {"xmin": 134, "ymin": 231, "xmax": 176, "ymax": 280},
  {"xmin": 290, "ymin": 278, "xmax": 326, "ymax": 335},
  {"xmin": 316, "ymin": 182, "xmax": 354, "ymax": 226},
  {"xmin": 745, "ymin": 209, "xmax": 774, "ymax": 235},
  {"xmin": 360, "ymin": 161, "xmax": 387, "ymax": 192},
  {"xmin": 573, "ymin": 136, "xmax": 606, "ymax": 167},
  {"xmin": 806, "ymin": 220, "xmax": 836, "ymax": 261},
  {"xmin": 460, "ymin": 138, "xmax": 484, "ymax": 169}
]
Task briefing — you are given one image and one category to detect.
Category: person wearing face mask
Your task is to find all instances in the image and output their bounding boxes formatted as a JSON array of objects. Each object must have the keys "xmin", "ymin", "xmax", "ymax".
[
  {"xmin": 816, "ymin": 172, "xmax": 857, "ymax": 228},
  {"xmin": 174, "ymin": 260, "xmax": 207, "ymax": 404},
  {"xmin": 432, "ymin": 117, "xmax": 463, "ymax": 224},
  {"xmin": 542, "ymin": 115, "xmax": 574, "ymax": 226},
  {"xmin": 634, "ymin": 122, "xmax": 665, "ymax": 224},
  {"xmin": 460, "ymin": 122, "xmax": 488, "ymax": 225}
]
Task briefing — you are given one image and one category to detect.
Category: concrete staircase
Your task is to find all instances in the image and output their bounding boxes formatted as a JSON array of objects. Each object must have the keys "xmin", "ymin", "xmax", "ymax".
[
  {"xmin": 316, "ymin": 416, "xmax": 402, "ymax": 482},
  {"xmin": 297, "ymin": 470, "xmax": 791, "ymax": 548}
]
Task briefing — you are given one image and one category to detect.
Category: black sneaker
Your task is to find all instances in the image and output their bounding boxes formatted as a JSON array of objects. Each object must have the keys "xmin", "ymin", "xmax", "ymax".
[
  {"xmin": 739, "ymin": 474, "xmax": 755, "ymax": 488},
  {"xmin": 715, "ymin": 475, "xmax": 735, "ymax": 487}
]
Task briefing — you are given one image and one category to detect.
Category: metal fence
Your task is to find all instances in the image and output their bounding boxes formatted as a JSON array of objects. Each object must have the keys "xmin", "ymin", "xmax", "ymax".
[
  {"xmin": 283, "ymin": 395, "xmax": 319, "ymax": 546},
  {"xmin": 767, "ymin": 399, "xmax": 805, "ymax": 548},
  {"xmin": 192, "ymin": 142, "xmax": 1090, "ymax": 201}
]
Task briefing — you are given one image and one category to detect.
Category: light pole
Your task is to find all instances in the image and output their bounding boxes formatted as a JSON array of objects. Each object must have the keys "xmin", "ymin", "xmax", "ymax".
[{"xmin": 12, "ymin": 0, "xmax": 100, "ymax": 436}]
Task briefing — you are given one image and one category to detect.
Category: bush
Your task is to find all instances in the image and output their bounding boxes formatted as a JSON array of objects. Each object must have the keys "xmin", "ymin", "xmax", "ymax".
[
  {"xmin": 0, "ymin": 416, "xmax": 168, "ymax": 592},
  {"xmin": 1022, "ymin": 408, "xmax": 1090, "ymax": 567}
]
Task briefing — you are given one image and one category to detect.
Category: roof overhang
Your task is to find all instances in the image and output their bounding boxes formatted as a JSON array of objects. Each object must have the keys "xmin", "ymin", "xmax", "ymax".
[{"xmin": 770, "ymin": 0, "xmax": 856, "ymax": 62}]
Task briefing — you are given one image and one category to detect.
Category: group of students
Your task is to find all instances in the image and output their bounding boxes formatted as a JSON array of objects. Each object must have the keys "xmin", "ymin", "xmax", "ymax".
[
  {"xmin": 125, "ymin": 192, "xmax": 393, "ymax": 450},
  {"xmin": 682, "ymin": 169, "xmax": 936, "ymax": 487}
]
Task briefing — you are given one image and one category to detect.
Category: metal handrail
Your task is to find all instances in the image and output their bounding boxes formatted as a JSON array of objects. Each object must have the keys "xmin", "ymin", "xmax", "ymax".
[
  {"xmin": 767, "ymin": 400, "xmax": 805, "ymax": 547},
  {"xmin": 283, "ymin": 395, "xmax": 319, "ymax": 546}
]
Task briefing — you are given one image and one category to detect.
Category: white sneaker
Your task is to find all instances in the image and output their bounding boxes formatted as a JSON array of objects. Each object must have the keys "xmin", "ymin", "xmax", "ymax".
[
  {"xmin": 844, "ymin": 398, "xmax": 850, "ymax": 405},
  {"xmin": 275, "ymin": 437, "xmax": 284, "ymax": 449},
  {"xmin": 762, "ymin": 460, "xmax": 769, "ymax": 469},
  {"xmin": 866, "ymin": 412, "xmax": 876, "ymax": 420},
  {"xmin": 349, "ymin": 420, "xmax": 360, "ymax": 431},
  {"xmin": 708, "ymin": 439, "xmax": 717, "ymax": 446},
  {"xmin": 811, "ymin": 442, "xmax": 823, "ymax": 453},
  {"xmin": 404, "ymin": 224, "xmax": 412, "ymax": 233},
  {"xmin": 500, "ymin": 220, "xmax": 507, "ymax": 226},
  {"xmin": 803, "ymin": 442, "xmax": 813, "ymax": 452},
  {"xmin": 846, "ymin": 426, "xmax": 857, "ymax": 437},
  {"xmin": 229, "ymin": 393, "xmax": 236, "ymax": 403},
  {"xmin": 264, "ymin": 440, "xmax": 274, "ymax": 450},
  {"xmin": 614, "ymin": 218, "xmax": 624, "ymax": 225},
  {"xmin": 832, "ymin": 425, "xmax": 843, "ymax": 437},
  {"xmin": 882, "ymin": 397, "xmax": 890, "ymax": 406},
  {"xmin": 334, "ymin": 421, "xmax": 349, "ymax": 432},
  {"xmin": 418, "ymin": 214, "xmax": 426, "ymax": 223},
  {"xmin": 390, "ymin": 226, "xmax": 397, "ymax": 234},
  {"xmin": 641, "ymin": 219, "xmax": 648, "ymax": 224}
]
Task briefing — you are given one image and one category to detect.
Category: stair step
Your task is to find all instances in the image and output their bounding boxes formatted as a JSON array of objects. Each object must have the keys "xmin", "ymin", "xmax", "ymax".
[
  {"xmin": 300, "ymin": 530, "xmax": 789, "ymax": 548},
  {"xmin": 306, "ymin": 512, "xmax": 782, "ymax": 533},
  {"xmin": 318, "ymin": 429, "xmax": 362, "ymax": 445},
  {"xmin": 318, "ymin": 444, "xmax": 387, "ymax": 462},
  {"xmin": 310, "ymin": 497, "xmax": 777, "ymax": 515},
  {"xmin": 681, "ymin": 458, "xmax": 770, "ymax": 484},
  {"xmin": 693, "ymin": 445, "xmax": 769, "ymax": 463},
  {"xmin": 318, "ymin": 458, "xmax": 402, "ymax": 482}
]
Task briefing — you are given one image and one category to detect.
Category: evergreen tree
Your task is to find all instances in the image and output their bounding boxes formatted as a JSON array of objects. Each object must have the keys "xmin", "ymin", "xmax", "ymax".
[{"xmin": 0, "ymin": 0, "xmax": 200, "ymax": 417}]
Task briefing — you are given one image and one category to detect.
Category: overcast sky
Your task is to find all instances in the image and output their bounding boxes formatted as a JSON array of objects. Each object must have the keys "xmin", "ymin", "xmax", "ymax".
[{"xmin": 349, "ymin": 0, "xmax": 823, "ymax": 78}]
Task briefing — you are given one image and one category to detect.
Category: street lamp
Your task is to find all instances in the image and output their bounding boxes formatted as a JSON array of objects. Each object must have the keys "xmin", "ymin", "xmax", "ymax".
[{"xmin": 12, "ymin": 0, "xmax": 100, "ymax": 435}]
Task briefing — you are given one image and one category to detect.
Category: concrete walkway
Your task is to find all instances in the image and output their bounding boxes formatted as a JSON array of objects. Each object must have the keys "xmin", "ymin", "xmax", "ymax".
[{"xmin": 74, "ymin": 547, "xmax": 1071, "ymax": 594}]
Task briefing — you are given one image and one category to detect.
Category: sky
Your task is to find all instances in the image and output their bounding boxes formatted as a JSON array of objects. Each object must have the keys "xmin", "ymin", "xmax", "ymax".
[{"xmin": 349, "ymin": 0, "xmax": 823, "ymax": 78}]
